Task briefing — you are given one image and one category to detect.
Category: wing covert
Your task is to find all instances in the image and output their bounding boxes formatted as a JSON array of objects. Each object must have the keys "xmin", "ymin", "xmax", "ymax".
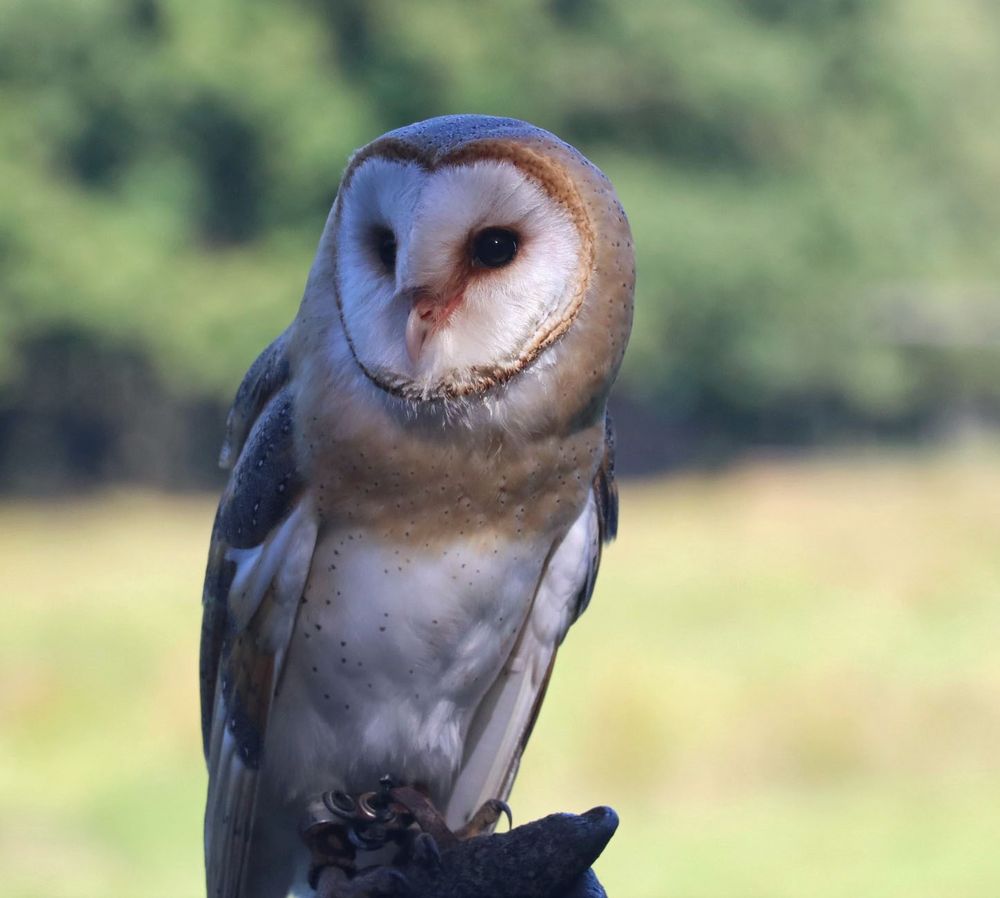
[
  {"xmin": 199, "ymin": 335, "xmax": 317, "ymax": 898},
  {"xmin": 574, "ymin": 411, "xmax": 618, "ymax": 619}
]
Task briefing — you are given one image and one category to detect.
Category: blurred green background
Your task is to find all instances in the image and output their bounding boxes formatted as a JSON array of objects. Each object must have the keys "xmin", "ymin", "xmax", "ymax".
[{"xmin": 1, "ymin": 0, "xmax": 999, "ymax": 896}]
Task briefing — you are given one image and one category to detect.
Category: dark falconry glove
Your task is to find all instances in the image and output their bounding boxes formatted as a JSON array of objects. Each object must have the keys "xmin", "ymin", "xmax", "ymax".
[{"xmin": 301, "ymin": 781, "xmax": 618, "ymax": 898}]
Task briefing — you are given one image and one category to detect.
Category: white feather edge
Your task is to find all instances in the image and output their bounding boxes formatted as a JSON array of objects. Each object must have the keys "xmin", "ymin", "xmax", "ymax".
[
  {"xmin": 444, "ymin": 493, "xmax": 599, "ymax": 828},
  {"xmin": 204, "ymin": 498, "xmax": 318, "ymax": 898}
]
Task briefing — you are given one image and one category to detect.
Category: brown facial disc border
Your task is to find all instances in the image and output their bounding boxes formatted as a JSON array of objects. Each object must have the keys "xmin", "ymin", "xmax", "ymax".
[{"xmin": 330, "ymin": 138, "xmax": 597, "ymax": 402}]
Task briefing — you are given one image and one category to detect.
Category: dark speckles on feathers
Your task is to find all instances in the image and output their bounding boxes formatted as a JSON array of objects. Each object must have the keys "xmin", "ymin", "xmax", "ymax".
[
  {"xmin": 217, "ymin": 389, "xmax": 302, "ymax": 549},
  {"xmin": 220, "ymin": 331, "xmax": 290, "ymax": 469}
]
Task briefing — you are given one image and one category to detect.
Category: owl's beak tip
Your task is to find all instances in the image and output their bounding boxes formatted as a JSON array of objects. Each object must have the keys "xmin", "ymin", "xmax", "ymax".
[
  {"xmin": 402, "ymin": 286, "xmax": 462, "ymax": 366},
  {"xmin": 405, "ymin": 305, "xmax": 432, "ymax": 365}
]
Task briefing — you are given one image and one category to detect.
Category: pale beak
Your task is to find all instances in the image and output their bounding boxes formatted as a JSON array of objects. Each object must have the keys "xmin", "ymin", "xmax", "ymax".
[{"xmin": 403, "ymin": 287, "xmax": 463, "ymax": 365}]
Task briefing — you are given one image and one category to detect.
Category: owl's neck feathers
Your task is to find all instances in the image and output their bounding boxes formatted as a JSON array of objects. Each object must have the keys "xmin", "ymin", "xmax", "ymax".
[{"xmin": 291, "ymin": 313, "xmax": 607, "ymax": 544}]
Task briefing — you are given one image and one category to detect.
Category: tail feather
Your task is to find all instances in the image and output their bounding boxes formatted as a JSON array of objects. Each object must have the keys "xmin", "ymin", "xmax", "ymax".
[{"xmin": 205, "ymin": 692, "xmax": 261, "ymax": 898}]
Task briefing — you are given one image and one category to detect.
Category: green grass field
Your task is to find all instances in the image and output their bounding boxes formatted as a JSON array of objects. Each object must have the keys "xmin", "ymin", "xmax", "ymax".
[{"xmin": 2, "ymin": 446, "xmax": 999, "ymax": 898}]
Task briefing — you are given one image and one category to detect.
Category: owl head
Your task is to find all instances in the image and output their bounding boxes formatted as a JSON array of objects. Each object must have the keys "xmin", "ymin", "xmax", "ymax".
[{"xmin": 302, "ymin": 115, "xmax": 634, "ymax": 413}]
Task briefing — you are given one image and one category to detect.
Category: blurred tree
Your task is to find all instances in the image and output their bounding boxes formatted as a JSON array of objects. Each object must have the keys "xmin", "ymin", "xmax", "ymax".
[
  {"xmin": 177, "ymin": 93, "xmax": 267, "ymax": 244},
  {"xmin": 0, "ymin": 0, "xmax": 998, "ymax": 489}
]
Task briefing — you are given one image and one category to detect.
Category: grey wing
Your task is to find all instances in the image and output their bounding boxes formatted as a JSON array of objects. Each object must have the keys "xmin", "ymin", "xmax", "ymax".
[
  {"xmin": 200, "ymin": 332, "xmax": 318, "ymax": 898},
  {"xmin": 217, "ymin": 329, "xmax": 292, "ymax": 469},
  {"xmin": 444, "ymin": 415, "xmax": 619, "ymax": 828}
]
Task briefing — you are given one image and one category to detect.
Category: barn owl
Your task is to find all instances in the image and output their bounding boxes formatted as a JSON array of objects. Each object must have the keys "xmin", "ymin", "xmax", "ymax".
[{"xmin": 200, "ymin": 115, "xmax": 634, "ymax": 898}]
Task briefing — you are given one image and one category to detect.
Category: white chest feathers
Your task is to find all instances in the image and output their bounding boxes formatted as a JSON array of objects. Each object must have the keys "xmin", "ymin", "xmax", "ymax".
[{"xmin": 264, "ymin": 525, "xmax": 552, "ymax": 805}]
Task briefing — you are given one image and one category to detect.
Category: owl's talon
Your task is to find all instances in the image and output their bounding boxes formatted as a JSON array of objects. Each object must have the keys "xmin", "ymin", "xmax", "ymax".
[
  {"xmin": 409, "ymin": 831, "xmax": 442, "ymax": 870},
  {"xmin": 497, "ymin": 799, "xmax": 513, "ymax": 831},
  {"xmin": 454, "ymin": 798, "xmax": 512, "ymax": 840},
  {"xmin": 387, "ymin": 784, "xmax": 456, "ymax": 847}
]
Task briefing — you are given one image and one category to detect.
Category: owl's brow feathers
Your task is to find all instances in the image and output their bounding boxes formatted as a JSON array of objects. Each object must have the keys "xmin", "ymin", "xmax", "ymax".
[{"xmin": 332, "ymin": 138, "xmax": 597, "ymax": 402}]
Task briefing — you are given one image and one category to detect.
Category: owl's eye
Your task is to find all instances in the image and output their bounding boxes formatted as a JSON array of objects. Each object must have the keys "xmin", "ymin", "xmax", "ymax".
[
  {"xmin": 472, "ymin": 228, "xmax": 518, "ymax": 268},
  {"xmin": 372, "ymin": 226, "xmax": 396, "ymax": 273}
]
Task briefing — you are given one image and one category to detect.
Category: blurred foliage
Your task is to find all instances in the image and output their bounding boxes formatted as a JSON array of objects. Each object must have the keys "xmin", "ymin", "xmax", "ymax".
[
  {"xmin": 3, "ymin": 447, "xmax": 1000, "ymax": 896},
  {"xmin": 1, "ymin": 0, "xmax": 1000, "ymax": 488}
]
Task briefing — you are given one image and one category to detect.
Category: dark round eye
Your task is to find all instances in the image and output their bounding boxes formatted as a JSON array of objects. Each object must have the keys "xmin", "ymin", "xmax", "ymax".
[
  {"xmin": 472, "ymin": 228, "xmax": 518, "ymax": 268},
  {"xmin": 373, "ymin": 226, "xmax": 396, "ymax": 273}
]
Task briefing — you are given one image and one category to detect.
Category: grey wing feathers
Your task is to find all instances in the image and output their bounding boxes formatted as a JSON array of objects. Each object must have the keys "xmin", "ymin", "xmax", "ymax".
[
  {"xmin": 200, "ymin": 334, "xmax": 316, "ymax": 898},
  {"xmin": 574, "ymin": 412, "xmax": 618, "ymax": 620},
  {"xmin": 594, "ymin": 413, "xmax": 619, "ymax": 543},
  {"xmin": 201, "ymin": 331, "xmax": 296, "ymax": 752},
  {"xmin": 219, "ymin": 329, "xmax": 292, "ymax": 470}
]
